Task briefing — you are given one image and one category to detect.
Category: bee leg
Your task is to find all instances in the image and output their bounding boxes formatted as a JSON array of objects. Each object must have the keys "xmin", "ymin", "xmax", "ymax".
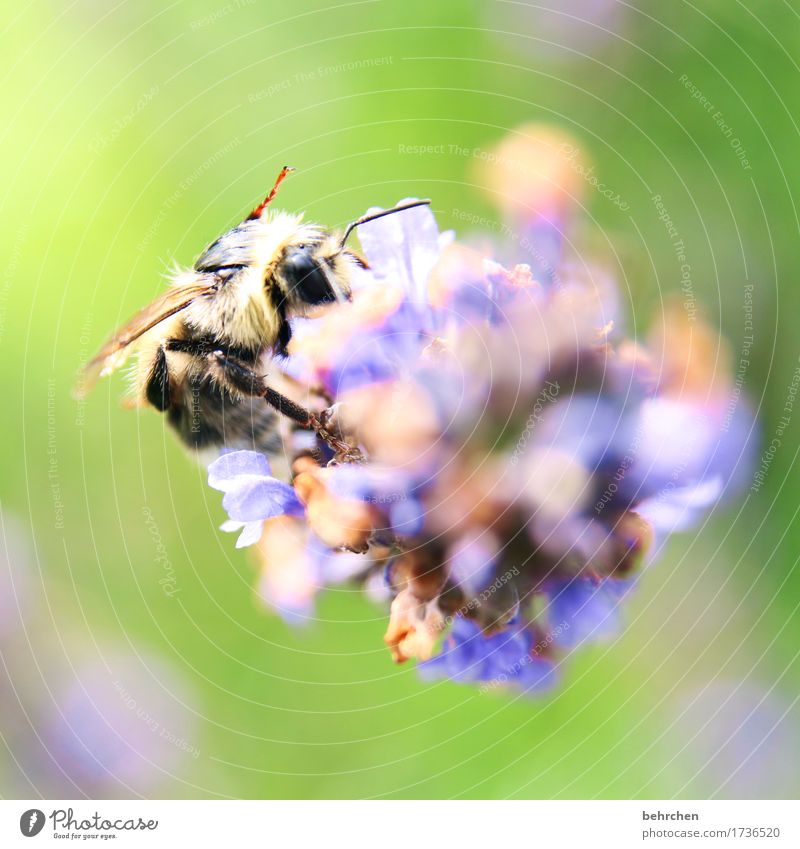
[
  {"xmin": 145, "ymin": 344, "xmax": 172, "ymax": 411},
  {"xmin": 267, "ymin": 287, "xmax": 292, "ymax": 358},
  {"xmin": 275, "ymin": 318, "xmax": 292, "ymax": 358},
  {"xmin": 210, "ymin": 351, "xmax": 313, "ymax": 427},
  {"xmin": 213, "ymin": 351, "xmax": 364, "ymax": 462}
]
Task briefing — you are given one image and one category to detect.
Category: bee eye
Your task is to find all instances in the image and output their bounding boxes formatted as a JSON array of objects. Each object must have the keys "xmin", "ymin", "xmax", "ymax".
[{"xmin": 282, "ymin": 247, "xmax": 336, "ymax": 305}]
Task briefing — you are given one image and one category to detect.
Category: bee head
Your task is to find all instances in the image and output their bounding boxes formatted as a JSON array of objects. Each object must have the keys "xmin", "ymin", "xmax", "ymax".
[
  {"xmin": 242, "ymin": 166, "xmax": 356, "ymax": 312},
  {"xmin": 188, "ymin": 168, "xmax": 429, "ymax": 351},
  {"xmin": 279, "ymin": 239, "xmax": 353, "ymax": 310}
]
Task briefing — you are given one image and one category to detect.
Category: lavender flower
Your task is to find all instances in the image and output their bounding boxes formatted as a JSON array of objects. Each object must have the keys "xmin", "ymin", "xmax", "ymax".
[
  {"xmin": 208, "ymin": 128, "xmax": 753, "ymax": 695},
  {"xmin": 419, "ymin": 618, "xmax": 557, "ymax": 693},
  {"xmin": 41, "ymin": 653, "xmax": 198, "ymax": 796},
  {"xmin": 208, "ymin": 450, "xmax": 303, "ymax": 548}
]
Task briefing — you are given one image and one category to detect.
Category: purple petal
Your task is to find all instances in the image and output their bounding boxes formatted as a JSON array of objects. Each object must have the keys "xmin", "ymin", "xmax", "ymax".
[
  {"xmin": 419, "ymin": 618, "xmax": 557, "ymax": 694},
  {"xmin": 633, "ymin": 398, "xmax": 715, "ymax": 485},
  {"xmin": 536, "ymin": 394, "xmax": 631, "ymax": 470},
  {"xmin": 545, "ymin": 577, "xmax": 630, "ymax": 648},
  {"xmin": 222, "ymin": 477, "xmax": 304, "ymax": 522},
  {"xmin": 448, "ymin": 533, "xmax": 498, "ymax": 594},
  {"xmin": 389, "ymin": 496, "xmax": 426, "ymax": 537},
  {"xmin": 208, "ymin": 450, "xmax": 272, "ymax": 491},
  {"xmin": 235, "ymin": 520, "xmax": 265, "ymax": 549},
  {"xmin": 356, "ymin": 199, "xmax": 440, "ymax": 305},
  {"xmin": 325, "ymin": 464, "xmax": 374, "ymax": 501},
  {"xmin": 637, "ymin": 477, "xmax": 722, "ymax": 534}
]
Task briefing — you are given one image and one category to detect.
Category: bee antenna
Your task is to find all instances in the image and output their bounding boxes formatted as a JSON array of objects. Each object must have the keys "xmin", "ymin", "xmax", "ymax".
[
  {"xmin": 248, "ymin": 165, "xmax": 296, "ymax": 219},
  {"xmin": 339, "ymin": 199, "xmax": 431, "ymax": 249}
]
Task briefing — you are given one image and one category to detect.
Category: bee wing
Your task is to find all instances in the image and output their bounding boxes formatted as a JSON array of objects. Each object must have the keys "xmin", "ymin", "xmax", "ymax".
[{"xmin": 75, "ymin": 278, "xmax": 217, "ymax": 397}]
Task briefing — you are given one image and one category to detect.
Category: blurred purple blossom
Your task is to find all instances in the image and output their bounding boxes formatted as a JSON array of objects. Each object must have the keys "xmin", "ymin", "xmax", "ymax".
[
  {"xmin": 207, "ymin": 129, "xmax": 754, "ymax": 696},
  {"xmin": 41, "ymin": 653, "xmax": 198, "ymax": 796},
  {"xmin": 484, "ymin": 1, "xmax": 629, "ymax": 63},
  {"xmin": 419, "ymin": 618, "xmax": 557, "ymax": 693}
]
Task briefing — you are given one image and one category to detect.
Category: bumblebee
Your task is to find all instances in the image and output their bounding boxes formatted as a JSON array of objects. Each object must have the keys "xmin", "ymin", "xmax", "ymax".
[{"xmin": 78, "ymin": 166, "xmax": 428, "ymax": 456}]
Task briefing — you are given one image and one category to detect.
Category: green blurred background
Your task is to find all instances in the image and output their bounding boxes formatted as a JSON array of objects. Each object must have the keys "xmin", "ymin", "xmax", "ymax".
[{"xmin": 1, "ymin": 0, "xmax": 798, "ymax": 799}]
